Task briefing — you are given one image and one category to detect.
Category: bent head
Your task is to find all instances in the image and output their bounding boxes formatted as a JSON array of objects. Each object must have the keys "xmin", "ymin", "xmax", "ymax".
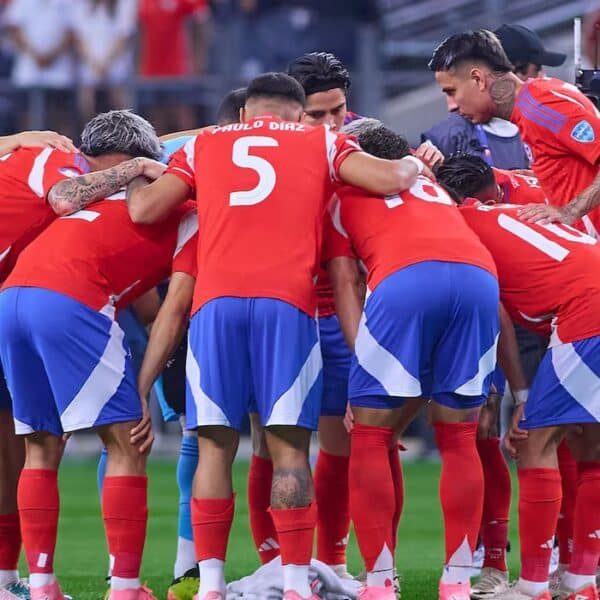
[
  {"xmin": 242, "ymin": 73, "xmax": 306, "ymax": 123},
  {"xmin": 435, "ymin": 153, "xmax": 498, "ymax": 203},
  {"xmin": 216, "ymin": 87, "xmax": 247, "ymax": 126},
  {"xmin": 429, "ymin": 30, "xmax": 516, "ymax": 123},
  {"xmin": 79, "ymin": 110, "xmax": 162, "ymax": 168},
  {"xmin": 341, "ymin": 118, "xmax": 411, "ymax": 160},
  {"xmin": 287, "ymin": 52, "xmax": 350, "ymax": 130}
]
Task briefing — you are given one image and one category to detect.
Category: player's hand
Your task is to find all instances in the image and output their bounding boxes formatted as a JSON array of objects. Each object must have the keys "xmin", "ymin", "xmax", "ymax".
[
  {"xmin": 16, "ymin": 130, "xmax": 77, "ymax": 153},
  {"xmin": 343, "ymin": 403, "xmax": 354, "ymax": 433},
  {"xmin": 130, "ymin": 396, "xmax": 154, "ymax": 455},
  {"xmin": 511, "ymin": 169, "xmax": 535, "ymax": 177},
  {"xmin": 503, "ymin": 403, "xmax": 528, "ymax": 459},
  {"xmin": 517, "ymin": 203, "xmax": 574, "ymax": 226},
  {"xmin": 477, "ymin": 393, "xmax": 501, "ymax": 439},
  {"xmin": 136, "ymin": 158, "xmax": 166, "ymax": 181},
  {"xmin": 414, "ymin": 141, "xmax": 444, "ymax": 169}
]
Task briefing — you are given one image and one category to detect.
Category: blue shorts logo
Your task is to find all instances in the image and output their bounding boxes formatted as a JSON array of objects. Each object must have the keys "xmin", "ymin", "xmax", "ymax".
[{"xmin": 571, "ymin": 120, "xmax": 595, "ymax": 143}]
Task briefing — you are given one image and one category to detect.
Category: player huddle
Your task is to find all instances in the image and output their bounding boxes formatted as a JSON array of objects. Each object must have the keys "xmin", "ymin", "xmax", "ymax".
[{"xmin": 0, "ymin": 28, "xmax": 599, "ymax": 600}]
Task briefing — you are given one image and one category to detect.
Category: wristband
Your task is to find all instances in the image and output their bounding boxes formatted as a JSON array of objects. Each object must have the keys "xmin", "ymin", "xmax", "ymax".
[
  {"xmin": 402, "ymin": 155, "xmax": 424, "ymax": 174},
  {"xmin": 513, "ymin": 388, "xmax": 529, "ymax": 405}
]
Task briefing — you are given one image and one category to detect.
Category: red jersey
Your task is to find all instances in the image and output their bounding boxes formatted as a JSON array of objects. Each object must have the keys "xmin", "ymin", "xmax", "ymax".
[
  {"xmin": 167, "ymin": 116, "xmax": 360, "ymax": 316},
  {"xmin": 511, "ymin": 77, "xmax": 600, "ymax": 237},
  {"xmin": 460, "ymin": 204, "xmax": 600, "ymax": 345},
  {"xmin": 492, "ymin": 167, "xmax": 547, "ymax": 205},
  {"xmin": 322, "ymin": 177, "xmax": 497, "ymax": 292},
  {"xmin": 0, "ymin": 147, "xmax": 90, "ymax": 283},
  {"xmin": 3, "ymin": 194, "xmax": 198, "ymax": 313}
]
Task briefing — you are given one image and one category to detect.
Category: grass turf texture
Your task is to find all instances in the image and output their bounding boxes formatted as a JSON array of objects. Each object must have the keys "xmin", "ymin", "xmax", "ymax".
[{"xmin": 28, "ymin": 458, "xmax": 522, "ymax": 600}]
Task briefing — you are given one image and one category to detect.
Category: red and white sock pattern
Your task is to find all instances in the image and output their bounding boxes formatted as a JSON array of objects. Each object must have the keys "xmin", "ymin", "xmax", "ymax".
[
  {"xmin": 270, "ymin": 502, "xmax": 317, "ymax": 567},
  {"xmin": 314, "ymin": 450, "xmax": 350, "ymax": 567},
  {"xmin": 477, "ymin": 437, "xmax": 511, "ymax": 572},
  {"xmin": 191, "ymin": 496, "xmax": 235, "ymax": 562}
]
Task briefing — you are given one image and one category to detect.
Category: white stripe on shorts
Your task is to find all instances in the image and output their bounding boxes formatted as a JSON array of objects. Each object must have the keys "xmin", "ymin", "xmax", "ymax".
[
  {"xmin": 185, "ymin": 341, "xmax": 231, "ymax": 427},
  {"xmin": 266, "ymin": 339, "xmax": 322, "ymax": 426},
  {"xmin": 455, "ymin": 334, "xmax": 499, "ymax": 396},
  {"xmin": 60, "ymin": 319, "xmax": 128, "ymax": 431},
  {"xmin": 354, "ymin": 313, "xmax": 422, "ymax": 397},
  {"xmin": 551, "ymin": 342, "xmax": 600, "ymax": 420}
]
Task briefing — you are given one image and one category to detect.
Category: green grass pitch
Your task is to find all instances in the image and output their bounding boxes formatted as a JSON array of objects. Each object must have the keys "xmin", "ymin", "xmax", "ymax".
[{"xmin": 35, "ymin": 458, "xmax": 521, "ymax": 599}]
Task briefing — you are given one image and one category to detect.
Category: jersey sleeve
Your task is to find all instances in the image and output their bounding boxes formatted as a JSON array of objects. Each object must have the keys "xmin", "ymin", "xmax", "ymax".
[
  {"xmin": 321, "ymin": 195, "xmax": 356, "ymax": 263},
  {"xmin": 30, "ymin": 149, "xmax": 91, "ymax": 201},
  {"xmin": 172, "ymin": 209, "xmax": 198, "ymax": 277},
  {"xmin": 324, "ymin": 128, "xmax": 362, "ymax": 183},
  {"xmin": 165, "ymin": 136, "xmax": 198, "ymax": 189}
]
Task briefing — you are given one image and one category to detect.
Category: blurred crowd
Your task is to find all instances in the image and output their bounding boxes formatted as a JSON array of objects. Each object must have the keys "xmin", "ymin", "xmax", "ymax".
[{"xmin": 0, "ymin": 0, "xmax": 378, "ymax": 137}]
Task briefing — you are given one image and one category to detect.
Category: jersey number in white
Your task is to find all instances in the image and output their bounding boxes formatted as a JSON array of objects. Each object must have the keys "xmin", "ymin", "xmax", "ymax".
[
  {"xmin": 229, "ymin": 136, "xmax": 279, "ymax": 206},
  {"xmin": 384, "ymin": 176, "xmax": 453, "ymax": 208}
]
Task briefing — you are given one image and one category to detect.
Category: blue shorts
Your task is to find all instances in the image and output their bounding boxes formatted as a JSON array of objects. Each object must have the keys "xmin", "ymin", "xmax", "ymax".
[
  {"xmin": 491, "ymin": 365, "xmax": 506, "ymax": 396},
  {"xmin": 0, "ymin": 287, "xmax": 142, "ymax": 436},
  {"xmin": 349, "ymin": 261, "xmax": 499, "ymax": 409},
  {"xmin": 0, "ymin": 362, "xmax": 10, "ymax": 411},
  {"xmin": 185, "ymin": 298, "xmax": 322, "ymax": 431},
  {"xmin": 522, "ymin": 336, "xmax": 600, "ymax": 429},
  {"xmin": 319, "ymin": 315, "xmax": 351, "ymax": 417}
]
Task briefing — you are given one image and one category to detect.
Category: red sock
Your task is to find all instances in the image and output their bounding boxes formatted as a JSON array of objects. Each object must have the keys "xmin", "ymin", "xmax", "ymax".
[
  {"xmin": 0, "ymin": 512, "xmax": 21, "ymax": 570},
  {"xmin": 314, "ymin": 450, "xmax": 350, "ymax": 566},
  {"xmin": 270, "ymin": 503, "xmax": 317, "ymax": 565},
  {"xmin": 349, "ymin": 424, "xmax": 395, "ymax": 573},
  {"xmin": 389, "ymin": 444, "xmax": 404, "ymax": 552},
  {"xmin": 191, "ymin": 496, "xmax": 235, "ymax": 561},
  {"xmin": 569, "ymin": 462, "xmax": 600, "ymax": 576},
  {"xmin": 477, "ymin": 437, "xmax": 511, "ymax": 572},
  {"xmin": 518, "ymin": 468, "xmax": 562, "ymax": 582},
  {"xmin": 102, "ymin": 476, "xmax": 148, "ymax": 579},
  {"xmin": 557, "ymin": 441, "xmax": 577, "ymax": 567},
  {"xmin": 434, "ymin": 423, "xmax": 483, "ymax": 567},
  {"xmin": 247, "ymin": 455, "xmax": 279, "ymax": 564},
  {"xmin": 17, "ymin": 469, "xmax": 59, "ymax": 575}
]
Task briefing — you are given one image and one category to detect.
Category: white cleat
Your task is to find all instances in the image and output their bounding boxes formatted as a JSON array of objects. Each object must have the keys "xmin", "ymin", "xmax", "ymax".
[
  {"xmin": 548, "ymin": 567, "xmax": 566, "ymax": 599},
  {"xmin": 0, "ymin": 580, "xmax": 30, "ymax": 600},
  {"xmin": 471, "ymin": 568, "xmax": 509, "ymax": 598},
  {"xmin": 483, "ymin": 581, "xmax": 552, "ymax": 599},
  {"xmin": 471, "ymin": 545, "xmax": 485, "ymax": 577}
]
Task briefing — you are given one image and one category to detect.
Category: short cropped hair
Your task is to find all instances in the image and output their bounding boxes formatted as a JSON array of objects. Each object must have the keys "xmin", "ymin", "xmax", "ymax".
[
  {"xmin": 216, "ymin": 87, "xmax": 246, "ymax": 125},
  {"xmin": 435, "ymin": 153, "xmax": 495, "ymax": 199},
  {"xmin": 342, "ymin": 118, "xmax": 410, "ymax": 160},
  {"xmin": 246, "ymin": 72, "xmax": 306, "ymax": 107},
  {"xmin": 429, "ymin": 29, "xmax": 514, "ymax": 73},
  {"xmin": 287, "ymin": 52, "xmax": 351, "ymax": 96},
  {"xmin": 79, "ymin": 110, "xmax": 161, "ymax": 160}
]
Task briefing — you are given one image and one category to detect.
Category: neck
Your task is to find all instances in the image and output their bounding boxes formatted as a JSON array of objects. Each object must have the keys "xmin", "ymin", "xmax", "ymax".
[
  {"xmin": 489, "ymin": 72, "xmax": 522, "ymax": 121},
  {"xmin": 84, "ymin": 153, "xmax": 133, "ymax": 171}
]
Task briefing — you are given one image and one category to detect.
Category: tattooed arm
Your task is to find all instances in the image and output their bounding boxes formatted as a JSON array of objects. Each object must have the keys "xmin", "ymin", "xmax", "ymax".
[{"xmin": 47, "ymin": 157, "xmax": 165, "ymax": 216}]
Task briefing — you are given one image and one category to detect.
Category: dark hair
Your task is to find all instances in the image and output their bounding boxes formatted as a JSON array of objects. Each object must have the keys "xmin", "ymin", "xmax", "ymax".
[
  {"xmin": 341, "ymin": 118, "xmax": 410, "ymax": 160},
  {"xmin": 429, "ymin": 30, "xmax": 514, "ymax": 73},
  {"xmin": 246, "ymin": 72, "xmax": 306, "ymax": 107},
  {"xmin": 216, "ymin": 87, "xmax": 246, "ymax": 125},
  {"xmin": 287, "ymin": 52, "xmax": 351, "ymax": 96},
  {"xmin": 435, "ymin": 153, "xmax": 495, "ymax": 199}
]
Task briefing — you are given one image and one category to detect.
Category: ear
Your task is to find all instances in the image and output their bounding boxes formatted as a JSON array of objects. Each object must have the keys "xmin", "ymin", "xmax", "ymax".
[{"xmin": 470, "ymin": 66, "xmax": 487, "ymax": 91}]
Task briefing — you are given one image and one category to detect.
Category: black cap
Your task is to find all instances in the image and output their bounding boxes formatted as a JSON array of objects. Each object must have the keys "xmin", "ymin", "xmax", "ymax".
[{"xmin": 494, "ymin": 24, "xmax": 567, "ymax": 67}]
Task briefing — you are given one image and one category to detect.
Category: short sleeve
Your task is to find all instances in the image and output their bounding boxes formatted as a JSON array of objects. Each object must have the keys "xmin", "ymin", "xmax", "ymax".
[
  {"xmin": 166, "ymin": 136, "xmax": 197, "ymax": 190},
  {"xmin": 29, "ymin": 149, "xmax": 91, "ymax": 200},
  {"xmin": 322, "ymin": 195, "xmax": 356, "ymax": 263},
  {"xmin": 172, "ymin": 209, "xmax": 198, "ymax": 277},
  {"xmin": 324, "ymin": 128, "xmax": 361, "ymax": 183}
]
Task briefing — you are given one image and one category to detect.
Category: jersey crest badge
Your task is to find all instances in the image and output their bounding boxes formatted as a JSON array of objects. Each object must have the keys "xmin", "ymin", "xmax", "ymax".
[{"xmin": 571, "ymin": 120, "xmax": 595, "ymax": 143}]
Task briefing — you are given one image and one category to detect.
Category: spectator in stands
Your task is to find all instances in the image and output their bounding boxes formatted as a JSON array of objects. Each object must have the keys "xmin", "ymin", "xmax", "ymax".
[
  {"xmin": 71, "ymin": 0, "xmax": 138, "ymax": 125},
  {"xmin": 4, "ymin": 0, "xmax": 76, "ymax": 137},
  {"xmin": 138, "ymin": 0, "xmax": 210, "ymax": 134}
]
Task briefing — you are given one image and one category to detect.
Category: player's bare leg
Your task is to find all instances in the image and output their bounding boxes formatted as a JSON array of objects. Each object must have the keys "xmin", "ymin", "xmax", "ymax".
[
  {"xmin": 0, "ymin": 410, "xmax": 25, "ymax": 594},
  {"xmin": 247, "ymin": 413, "xmax": 279, "ymax": 564},
  {"xmin": 428, "ymin": 402, "xmax": 484, "ymax": 600},
  {"xmin": 191, "ymin": 426, "xmax": 239, "ymax": 600},
  {"xmin": 265, "ymin": 425, "xmax": 317, "ymax": 600},
  {"xmin": 18, "ymin": 432, "xmax": 65, "ymax": 600},
  {"xmin": 559, "ymin": 424, "xmax": 600, "ymax": 599},
  {"xmin": 97, "ymin": 421, "xmax": 153, "ymax": 600}
]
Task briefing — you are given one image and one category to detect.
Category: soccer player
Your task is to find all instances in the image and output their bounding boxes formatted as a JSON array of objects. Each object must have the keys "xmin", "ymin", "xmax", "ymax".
[
  {"xmin": 0, "ymin": 114, "xmax": 197, "ymax": 600},
  {"xmin": 323, "ymin": 117, "xmax": 500, "ymax": 600},
  {"xmin": 458, "ymin": 202, "xmax": 600, "ymax": 600},
  {"xmin": 126, "ymin": 72, "xmax": 432, "ymax": 600},
  {"xmin": 0, "ymin": 113, "xmax": 164, "ymax": 600},
  {"xmin": 428, "ymin": 29, "xmax": 600, "ymax": 238}
]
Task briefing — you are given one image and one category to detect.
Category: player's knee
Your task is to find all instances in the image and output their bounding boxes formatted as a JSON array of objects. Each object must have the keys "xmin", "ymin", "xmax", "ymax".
[
  {"xmin": 570, "ymin": 424, "xmax": 600, "ymax": 462},
  {"xmin": 100, "ymin": 421, "xmax": 147, "ymax": 474},
  {"xmin": 250, "ymin": 414, "xmax": 270, "ymax": 459},
  {"xmin": 23, "ymin": 432, "xmax": 63, "ymax": 470}
]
